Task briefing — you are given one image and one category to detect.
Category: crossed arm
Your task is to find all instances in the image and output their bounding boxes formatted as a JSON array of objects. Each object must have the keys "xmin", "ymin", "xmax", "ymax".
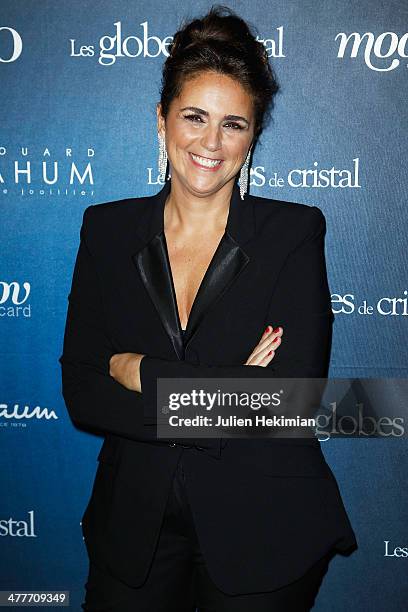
[{"xmin": 59, "ymin": 205, "xmax": 333, "ymax": 440}]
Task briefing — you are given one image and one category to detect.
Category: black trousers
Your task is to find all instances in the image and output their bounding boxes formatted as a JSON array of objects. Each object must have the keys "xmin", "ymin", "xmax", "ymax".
[{"xmin": 82, "ymin": 449, "xmax": 332, "ymax": 611}]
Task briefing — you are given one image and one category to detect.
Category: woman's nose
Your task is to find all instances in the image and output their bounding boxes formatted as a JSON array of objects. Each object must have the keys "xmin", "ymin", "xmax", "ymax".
[{"xmin": 200, "ymin": 125, "xmax": 222, "ymax": 152}]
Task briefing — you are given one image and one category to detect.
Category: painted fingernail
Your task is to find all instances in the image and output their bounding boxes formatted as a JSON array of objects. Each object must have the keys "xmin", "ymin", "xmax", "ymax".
[
  {"xmin": 268, "ymin": 350, "xmax": 273, "ymax": 355},
  {"xmin": 264, "ymin": 326, "xmax": 270, "ymax": 334},
  {"xmin": 273, "ymin": 326, "xmax": 280, "ymax": 333}
]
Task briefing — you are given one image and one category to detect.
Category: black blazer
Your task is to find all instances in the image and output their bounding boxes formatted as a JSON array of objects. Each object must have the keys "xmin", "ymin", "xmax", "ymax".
[{"xmin": 59, "ymin": 178, "xmax": 357, "ymax": 594}]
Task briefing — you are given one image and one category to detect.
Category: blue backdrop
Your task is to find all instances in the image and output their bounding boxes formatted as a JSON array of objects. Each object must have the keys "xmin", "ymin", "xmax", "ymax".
[{"xmin": 1, "ymin": 1, "xmax": 407, "ymax": 609}]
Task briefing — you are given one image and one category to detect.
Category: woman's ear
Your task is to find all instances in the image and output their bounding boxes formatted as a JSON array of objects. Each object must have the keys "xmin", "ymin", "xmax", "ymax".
[{"xmin": 156, "ymin": 103, "xmax": 165, "ymax": 136}]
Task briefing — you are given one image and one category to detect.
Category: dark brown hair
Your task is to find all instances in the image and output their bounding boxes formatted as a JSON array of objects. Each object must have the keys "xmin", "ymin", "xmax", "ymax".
[{"xmin": 159, "ymin": 4, "xmax": 280, "ymax": 143}]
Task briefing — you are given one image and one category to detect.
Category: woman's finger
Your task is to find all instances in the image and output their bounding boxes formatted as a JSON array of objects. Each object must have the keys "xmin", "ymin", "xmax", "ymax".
[
  {"xmin": 247, "ymin": 326, "xmax": 283, "ymax": 363},
  {"xmin": 246, "ymin": 336, "xmax": 280, "ymax": 365},
  {"xmin": 252, "ymin": 325, "xmax": 283, "ymax": 354},
  {"xmin": 244, "ymin": 327, "xmax": 283, "ymax": 366}
]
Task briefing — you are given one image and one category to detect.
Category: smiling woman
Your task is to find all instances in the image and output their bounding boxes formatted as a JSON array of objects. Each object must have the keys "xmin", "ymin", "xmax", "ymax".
[
  {"xmin": 154, "ymin": 64, "xmax": 276, "ymax": 335},
  {"xmin": 157, "ymin": 71, "xmax": 255, "ymax": 197},
  {"xmin": 59, "ymin": 4, "xmax": 357, "ymax": 611}
]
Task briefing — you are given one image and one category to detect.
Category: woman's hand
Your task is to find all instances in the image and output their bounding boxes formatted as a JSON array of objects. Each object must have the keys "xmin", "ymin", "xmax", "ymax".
[
  {"xmin": 244, "ymin": 325, "xmax": 283, "ymax": 366},
  {"xmin": 109, "ymin": 352, "xmax": 145, "ymax": 392}
]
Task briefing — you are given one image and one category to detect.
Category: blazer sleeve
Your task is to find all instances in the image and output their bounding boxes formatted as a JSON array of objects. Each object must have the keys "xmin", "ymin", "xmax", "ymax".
[
  {"xmin": 140, "ymin": 206, "xmax": 334, "ymax": 416},
  {"xmin": 59, "ymin": 205, "xmax": 149, "ymax": 439}
]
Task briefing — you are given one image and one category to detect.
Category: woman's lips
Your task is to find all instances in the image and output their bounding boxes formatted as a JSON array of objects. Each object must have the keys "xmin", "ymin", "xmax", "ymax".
[{"xmin": 189, "ymin": 152, "xmax": 224, "ymax": 171}]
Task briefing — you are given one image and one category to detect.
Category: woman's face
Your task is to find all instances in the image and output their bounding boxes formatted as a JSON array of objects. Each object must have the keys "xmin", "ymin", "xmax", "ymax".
[{"xmin": 157, "ymin": 71, "xmax": 255, "ymax": 197}]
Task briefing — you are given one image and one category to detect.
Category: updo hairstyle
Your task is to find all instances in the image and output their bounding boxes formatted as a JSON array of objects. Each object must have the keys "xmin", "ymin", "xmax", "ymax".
[{"xmin": 159, "ymin": 4, "xmax": 280, "ymax": 143}]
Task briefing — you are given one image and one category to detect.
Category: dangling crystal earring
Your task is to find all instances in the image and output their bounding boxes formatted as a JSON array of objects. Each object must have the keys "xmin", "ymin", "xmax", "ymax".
[
  {"xmin": 239, "ymin": 146, "xmax": 252, "ymax": 200},
  {"xmin": 158, "ymin": 132, "xmax": 168, "ymax": 182}
]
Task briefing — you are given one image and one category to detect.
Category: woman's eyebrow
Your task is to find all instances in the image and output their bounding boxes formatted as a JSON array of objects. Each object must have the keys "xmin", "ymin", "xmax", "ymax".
[{"xmin": 180, "ymin": 106, "xmax": 249, "ymax": 125}]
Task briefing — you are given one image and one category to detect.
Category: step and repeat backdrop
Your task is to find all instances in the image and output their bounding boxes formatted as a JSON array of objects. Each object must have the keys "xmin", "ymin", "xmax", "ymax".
[{"xmin": 1, "ymin": 1, "xmax": 407, "ymax": 609}]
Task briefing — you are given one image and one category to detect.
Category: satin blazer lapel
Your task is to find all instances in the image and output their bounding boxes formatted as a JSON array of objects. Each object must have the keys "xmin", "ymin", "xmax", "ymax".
[
  {"xmin": 135, "ymin": 231, "xmax": 185, "ymax": 359},
  {"xmin": 131, "ymin": 179, "xmax": 255, "ymax": 359}
]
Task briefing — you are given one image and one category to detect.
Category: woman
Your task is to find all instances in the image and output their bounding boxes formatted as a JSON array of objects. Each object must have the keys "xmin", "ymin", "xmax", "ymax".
[{"xmin": 60, "ymin": 6, "xmax": 357, "ymax": 611}]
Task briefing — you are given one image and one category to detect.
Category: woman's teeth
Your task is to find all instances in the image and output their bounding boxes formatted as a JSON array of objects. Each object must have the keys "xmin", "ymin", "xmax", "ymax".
[{"xmin": 190, "ymin": 153, "xmax": 222, "ymax": 168}]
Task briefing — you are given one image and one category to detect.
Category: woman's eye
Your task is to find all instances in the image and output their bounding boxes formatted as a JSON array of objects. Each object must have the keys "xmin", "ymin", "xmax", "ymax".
[
  {"xmin": 224, "ymin": 122, "xmax": 244, "ymax": 130},
  {"xmin": 184, "ymin": 115, "xmax": 244, "ymax": 130},
  {"xmin": 184, "ymin": 114, "xmax": 203, "ymax": 123}
]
